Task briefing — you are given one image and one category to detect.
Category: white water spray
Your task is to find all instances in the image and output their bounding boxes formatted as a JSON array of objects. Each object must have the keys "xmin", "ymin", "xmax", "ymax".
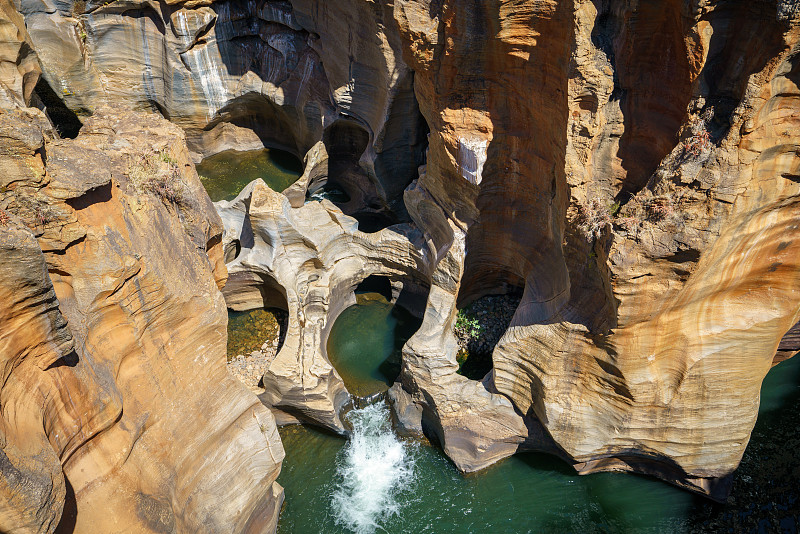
[{"xmin": 332, "ymin": 403, "xmax": 415, "ymax": 534}]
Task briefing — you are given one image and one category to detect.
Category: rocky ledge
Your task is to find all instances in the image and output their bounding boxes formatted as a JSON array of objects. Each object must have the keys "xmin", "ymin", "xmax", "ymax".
[
  {"xmin": 0, "ymin": 107, "xmax": 284, "ymax": 533},
  {"xmin": 1, "ymin": 0, "xmax": 799, "ymax": 532}
]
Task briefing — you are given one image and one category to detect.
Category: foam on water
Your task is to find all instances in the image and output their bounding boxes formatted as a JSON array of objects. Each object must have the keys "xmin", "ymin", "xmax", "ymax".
[{"xmin": 332, "ymin": 403, "xmax": 415, "ymax": 534}]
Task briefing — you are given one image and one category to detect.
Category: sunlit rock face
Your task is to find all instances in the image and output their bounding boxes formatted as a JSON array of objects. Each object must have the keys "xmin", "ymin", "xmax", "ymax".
[
  {"xmin": 216, "ymin": 179, "xmax": 431, "ymax": 430},
  {"xmin": 390, "ymin": 0, "xmax": 800, "ymax": 499},
  {"xmin": 19, "ymin": 0, "xmax": 427, "ymax": 223},
  {"xmin": 0, "ymin": 107, "xmax": 284, "ymax": 533},
  {"xmin": 206, "ymin": 0, "xmax": 799, "ymax": 498},
  {"xmin": 8, "ymin": 0, "xmax": 800, "ymax": 511},
  {"xmin": 0, "ymin": 0, "xmax": 40, "ymax": 108}
]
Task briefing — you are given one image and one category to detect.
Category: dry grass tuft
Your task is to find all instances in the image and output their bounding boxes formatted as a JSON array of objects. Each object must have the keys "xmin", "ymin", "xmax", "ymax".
[
  {"xmin": 575, "ymin": 198, "xmax": 614, "ymax": 242},
  {"xmin": 127, "ymin": 150, "xmax": 186, "ymax": 207}
]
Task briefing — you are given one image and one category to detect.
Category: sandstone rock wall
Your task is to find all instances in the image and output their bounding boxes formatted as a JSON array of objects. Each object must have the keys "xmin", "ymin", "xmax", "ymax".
[
  {"xmin": 5, "ymin": 0, "xmax": 800, "ymax": 509},
  {"xmin": 488, "ymin": 0, "xmax": 799, "ymax": 498},
  {"xmin": 0, "ymin": 107, "xmax": 283, "ymax": 532},
  {"xmin": 390, "ymin": 0, "xmax": 800, "ymax": 499},
  {"xmin": 19, "ymin": 0, "xmax": 427, "ymax": 222},
  {"xmin": 0, "ymin": 0, "xmax": 40, "ymax": 108},
  {"xmin": 209, "ymin": 0, "xmax": 800, "ymax": 498},
  {"xmin": 216, "ymin": 179, "xmax": 431, "ymax": 430}
]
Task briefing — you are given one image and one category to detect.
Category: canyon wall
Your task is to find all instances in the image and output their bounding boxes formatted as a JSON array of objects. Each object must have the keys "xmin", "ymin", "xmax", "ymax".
[
  {"xmin": 0, "ymin": 107, "xmax": 283, "ymax": 532},
  {"xmin": 18, "ymin": 0, "xmax": 427, "ymax": 222},
  {"xmin": 0, "ymin": 0, "xmax": 40, "ymax": 107},
  {"xmin": 392, "ymin": 0, "xmax": 800, "ymax": 499},
  {"xmin": 2, "ymin": 2, "xmax": 800, "ymax": 531}
]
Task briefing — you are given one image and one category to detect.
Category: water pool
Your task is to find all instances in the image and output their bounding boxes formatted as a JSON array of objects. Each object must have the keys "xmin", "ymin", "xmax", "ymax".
[
  {"xmin": 197, "ymin": 148, "xmax": 302, "ymax": 202},
  {"xmin": 274, "ymin": 352, "xmax": 800, "ymax": 532}
]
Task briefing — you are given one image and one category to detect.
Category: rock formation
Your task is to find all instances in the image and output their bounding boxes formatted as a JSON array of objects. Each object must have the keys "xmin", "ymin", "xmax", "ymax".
[
  {"xmin": 216, "ymin": 179, "xmax": 430, "ymax": 429},
  {"xmin": 2, "ymin": 0, "xmax": 800, "ymax": 528},
  {"xmin": 19, "ymin": 0, "xmax": 427, "ymax": 224},
  {"xmin": 0, "ymin": 107, "xmax": 284, "ymax": 532},
  {"xmin": 0, "ymin": 0, "xmax": 40, "ymax": 108}
]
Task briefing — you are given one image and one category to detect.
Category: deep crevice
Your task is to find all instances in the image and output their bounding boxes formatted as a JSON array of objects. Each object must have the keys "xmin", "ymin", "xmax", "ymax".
[{"xmin": 33, "ymin": 78, "xmax": 83, "ymax": 139}]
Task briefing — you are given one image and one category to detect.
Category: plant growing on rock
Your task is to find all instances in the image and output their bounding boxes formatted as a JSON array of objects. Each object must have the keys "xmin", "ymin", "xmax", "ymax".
[
  {"xmin": 7, "ymin": 195, "xmax": 62, "ymax": 229},
  {"xmin": 614, "ymin": 189, "xmax": 688, "ymax": 235},
  {"xmin": 455, "ymin": 309, "xmax": 482, "ymax": 343},
  {"xmin": 575, "ymin": 198, "xmax": 614, "ymax": 242},
  {"xmin": 127, "ymin": 150, "xmax": 186, "ymax": 207},
  {"xmin": 643, "ymin": 195, "xmax": 674, "ymax": 221},
  {"xmin": 0, "ymin": 209, "xmax": 10, "ymax": 226},
  {"xmin": 683, "ymin": 106, "xmax": 715, "ymax": 159},
  {"xmin": 684, "ymin": 126, "xmax": 710, "ymax": 158}
]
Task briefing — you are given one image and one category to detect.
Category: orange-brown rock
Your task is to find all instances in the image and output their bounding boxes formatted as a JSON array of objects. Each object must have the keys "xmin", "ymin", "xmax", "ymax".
[
  {"xmin": 19, "ymin": 0, "xmax": 426, "ymax": 223},
  {"xmin": 0, "ymin": 107, "xmax": 283, "ymax": 532},
  {"xmin": 5, "ymin": 0, "xmax": 800, "ymax": 508},
  {"xmin": 0, "ymin": 0, "xmax": 40, "ymax": 108},
  {"xmin": 393, "ymin": 0, "xmax": 800, "ymax": 500}
]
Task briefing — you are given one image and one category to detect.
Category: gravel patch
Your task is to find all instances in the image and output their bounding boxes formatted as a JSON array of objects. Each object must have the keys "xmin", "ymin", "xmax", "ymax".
[
  {"xmin": 455, "ymin": 292, "xmax": 522, "ymax": 380},
  {"xmin": 226, "ymin": 308, "xmax": 287, "ymax": 393}
]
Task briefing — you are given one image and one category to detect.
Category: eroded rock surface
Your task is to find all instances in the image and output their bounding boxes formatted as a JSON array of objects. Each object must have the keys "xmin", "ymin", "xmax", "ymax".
[
  {"xmin": 4, "ymin": 0, "xmax": 800, "ymax": 512},
  {"xmin": 0, "ymin": 107, "xmax": 283, "ymax": 532},
  {"xmin": 217, "ymin": 180, "xmax": 431, "ymax": 430},
  {"xmin": 20, "ymin": 0, "xmax": 427, "ymax": 225},
  {"xmin": 0, "ymin": 0, "xmax": 40, "ymax": 108},
  {"xmin": 210, "ymin": 0, "xmax": 800, "ymax": 498}
]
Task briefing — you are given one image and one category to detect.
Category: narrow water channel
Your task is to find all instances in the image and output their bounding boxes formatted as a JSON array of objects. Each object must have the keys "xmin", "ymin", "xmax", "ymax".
[
  {"xmin": 212, "ymin": 148, "xmax": 800, "ymax": 534},
  {"xmin": 273, "ymin": 297, "xmax": 800, "ymax": 533}
]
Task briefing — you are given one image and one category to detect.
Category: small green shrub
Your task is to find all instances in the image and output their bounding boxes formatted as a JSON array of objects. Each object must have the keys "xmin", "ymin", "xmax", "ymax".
[
  {"xmin": 454, "ymin": 309, "xmax": 482, "ymax": 341},
  {"xmin": 159, "ymin": 150, "xmax": 178, "ymax": 165}
]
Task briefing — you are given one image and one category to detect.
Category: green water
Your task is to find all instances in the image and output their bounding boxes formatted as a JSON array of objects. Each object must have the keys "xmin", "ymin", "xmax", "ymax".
[
  {"xmin": 196, "ymin": 148, "xmax": 302, "ymax": 202},
  {"xmin": 271, "ymin": 289, "xmax": 800, "ymax": 533},
  {"xmin": 277, "ymin": 417, "xmax": 704, "ymax": 533},
  {"xmin": 275, "ymin": 336, "xmax": 800, "ymax": 533},
  {"xmin": 326, "ymin": 293, "xmax": 421, "ymax": 397}
]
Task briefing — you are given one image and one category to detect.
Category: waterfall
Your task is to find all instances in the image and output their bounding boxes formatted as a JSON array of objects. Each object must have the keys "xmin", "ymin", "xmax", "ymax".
[{"xmin": 331, "ymin": 403, "xmax": 415, "ymax": 534}]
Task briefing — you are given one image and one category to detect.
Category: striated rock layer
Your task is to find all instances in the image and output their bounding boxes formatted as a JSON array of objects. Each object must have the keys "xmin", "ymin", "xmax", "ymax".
[
  {"xmin": 0, "ymin": 107, "xmax": 283, "ymax": 532},
  {"xmin": 19, "ymin": 0, "xmax": 427, "ymax": 224},
  {"xmin": 213, "ymin": 0, "xmax": 800, "ymax": 500},
  {"xmin": 7, "ymin": 0, "xmax": 800, "ymax": 509},
  {"xmin": 0, "ymin": 0, "xmax": 40, "ymax": 108}
]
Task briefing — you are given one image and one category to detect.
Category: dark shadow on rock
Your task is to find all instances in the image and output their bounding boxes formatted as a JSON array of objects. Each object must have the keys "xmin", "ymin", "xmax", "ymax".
[
  {"xmin": 46, "ymin": 350, "xmax": 79, "ymax": 370},
  {"xmin": 65, "ymin": 182, "xmax": 113, "ymax": 211},
  {"xmin": 54, "ymin": 475, "xmax": 77, "ymax": 534},
  {"xmin": 34, "ymin": 78, "xmax": 82, "ymax": 139}
]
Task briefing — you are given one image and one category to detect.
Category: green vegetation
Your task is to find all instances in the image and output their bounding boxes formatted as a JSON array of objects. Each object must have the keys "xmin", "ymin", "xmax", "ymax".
[
  {"xmin": 454, "ymin": 307, "xmax": 491, "ymax": 380},
  {"xmin": 454, "ymin": 309, "xmax": 482, "ymax": 341}
]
